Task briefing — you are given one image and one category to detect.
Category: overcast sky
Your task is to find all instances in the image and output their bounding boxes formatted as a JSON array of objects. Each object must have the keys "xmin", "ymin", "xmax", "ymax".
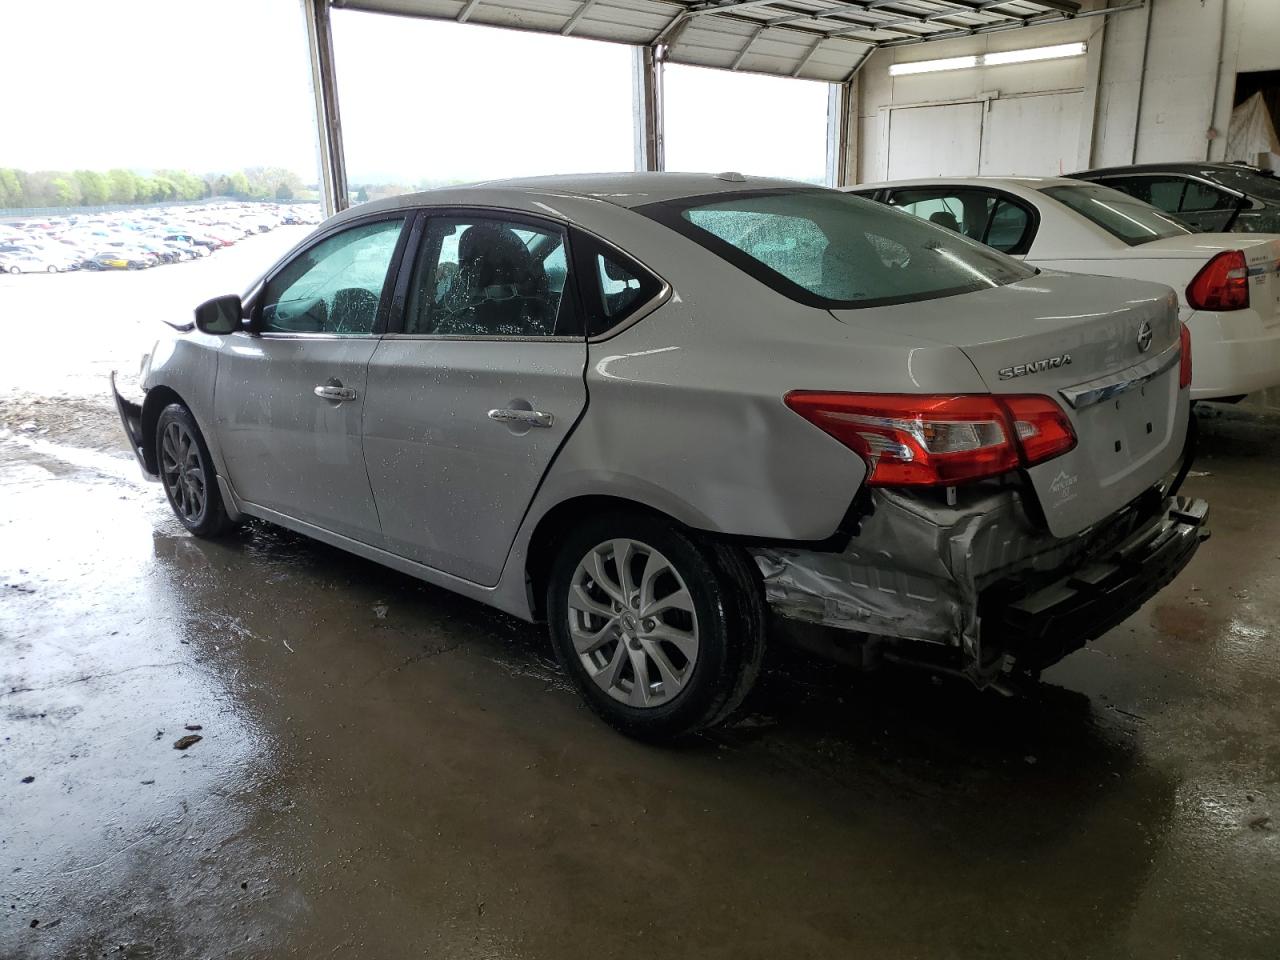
[{"xmin": 4, "ymin": 0, "xmax": 830, "ymax": 185}]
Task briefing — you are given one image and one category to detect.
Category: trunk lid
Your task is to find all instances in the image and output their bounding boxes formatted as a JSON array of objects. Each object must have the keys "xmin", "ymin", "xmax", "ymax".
[{"xmin": 831, "ymin": 273, "xmax": 1188, "ymax": 539}]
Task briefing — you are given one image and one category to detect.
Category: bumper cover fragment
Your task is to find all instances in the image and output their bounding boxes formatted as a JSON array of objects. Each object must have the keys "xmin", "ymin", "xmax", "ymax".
[
  {"xmin": 985, "ymin": 496, "xmax": 1209, "ymax": 671},
  {"xmin": 111, "ymin": 372, "xmax": 157, "ymax": 481}
]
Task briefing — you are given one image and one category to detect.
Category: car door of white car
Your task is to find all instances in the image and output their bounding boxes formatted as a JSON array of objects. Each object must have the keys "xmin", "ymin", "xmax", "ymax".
[
  {"xmin": 214, "ymin": 215, "xmax": 408, "ymax": 545},
  {"xmin": 362, "ymin": 211, "xmax": 588, "ymax": 587}
]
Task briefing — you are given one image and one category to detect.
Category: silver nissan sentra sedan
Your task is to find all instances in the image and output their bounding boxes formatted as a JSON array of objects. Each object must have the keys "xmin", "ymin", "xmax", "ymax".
[{"xmin": 113, "ymin": 173, "xmax": 1209, "ymax": 739}]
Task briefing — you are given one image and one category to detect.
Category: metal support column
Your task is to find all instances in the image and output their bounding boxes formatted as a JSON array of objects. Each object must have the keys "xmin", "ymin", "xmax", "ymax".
[
  {"xmin": 632, "ymin": 45, "xmax": 665, "ymax": 172},
  {"xmin": 826, "ymin": 84, "xmax": 853, "ymax": 187},
  {"xmin": 303, "ymin": 0, "xmax": 349, "ymax": 216}
]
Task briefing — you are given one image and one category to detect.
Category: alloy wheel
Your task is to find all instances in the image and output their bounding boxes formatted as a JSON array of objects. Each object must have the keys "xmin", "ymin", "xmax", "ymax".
[
  {"xmin": 160, "ymin": 420, "xmax": 207, "ymax": 524},
  {"xmin": 567, "ymin": 538, "xmax": 700, "ymax": 707}
]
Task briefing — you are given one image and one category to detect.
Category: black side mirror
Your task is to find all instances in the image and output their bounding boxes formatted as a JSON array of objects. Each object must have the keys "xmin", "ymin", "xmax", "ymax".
[{"xmin": 193, "ymin": 294, "xmax": 243, "ymax": 335}]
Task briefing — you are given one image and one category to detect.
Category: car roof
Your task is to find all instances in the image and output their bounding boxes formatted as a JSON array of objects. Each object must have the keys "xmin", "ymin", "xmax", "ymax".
[
  {"xmin": 849, "ymin": 175, "xmax": 1081, "ymax": 192},
  {"xmin": 1074, "ymin": 161, "xmax": 1263, "ymax": 177},
  {"xmin": 335, "ymin": 172, "xmax": 820, "ymax": 224}
]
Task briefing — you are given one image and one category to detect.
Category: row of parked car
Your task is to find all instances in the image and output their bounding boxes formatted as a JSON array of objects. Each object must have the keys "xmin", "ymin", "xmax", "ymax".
[
  {"xmin": 0, "ymin": 201, "xmax": 322, "ymax": 276},
  {"xmin": 843, "ymin": 161, "xmax": 1280, "ymax": 403}
]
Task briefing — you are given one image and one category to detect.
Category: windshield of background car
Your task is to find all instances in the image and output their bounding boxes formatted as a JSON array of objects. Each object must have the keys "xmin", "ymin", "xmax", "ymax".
[
  {"xmin": 1206, "ymin": 166, "xmax": 1280, "ymax": 202},
  {"xmin": 637, "ymin": 189, "xmax": 1034, "ymax": 309},
  {"xmin": 1041, "ymin": 183, "xmax": 1191, "ymax": 245}
]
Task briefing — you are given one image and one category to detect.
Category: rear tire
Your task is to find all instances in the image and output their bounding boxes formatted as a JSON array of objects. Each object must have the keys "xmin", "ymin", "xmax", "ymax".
[
  {"xmin": 546, "ymin": 513, "xmax": 766, "ymax": 740},
  {"xmin": 156, "ymin": 403, "xmax": 233, "ymax": 538}
]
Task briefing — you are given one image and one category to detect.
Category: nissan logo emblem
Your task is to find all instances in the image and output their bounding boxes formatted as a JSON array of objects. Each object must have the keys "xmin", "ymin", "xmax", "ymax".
[{"xmin": 1136, "ymin": 320, "xmax": 1154, "ymax": 353}]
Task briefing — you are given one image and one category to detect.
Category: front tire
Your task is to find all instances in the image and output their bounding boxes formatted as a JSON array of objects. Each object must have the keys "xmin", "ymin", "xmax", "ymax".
[
  {"xmin": 546, "ymin": 513, "xmax": 765, "ymax": 740},
  {"xmin": 156, "ymin": 403, "xmax": 233, "ymax": 537}
]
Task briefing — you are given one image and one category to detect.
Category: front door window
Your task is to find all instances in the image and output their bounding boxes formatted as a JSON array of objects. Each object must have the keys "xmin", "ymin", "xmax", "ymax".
[{"xmin": 258, "ymin": 218, "xmax": 404, "ymax": 335}]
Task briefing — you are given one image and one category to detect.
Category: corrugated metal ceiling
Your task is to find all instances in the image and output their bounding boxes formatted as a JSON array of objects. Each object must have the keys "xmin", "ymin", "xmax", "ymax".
[{"xmin": 331, "ymin": 0, "xmax": 1088, "ymax": 83}]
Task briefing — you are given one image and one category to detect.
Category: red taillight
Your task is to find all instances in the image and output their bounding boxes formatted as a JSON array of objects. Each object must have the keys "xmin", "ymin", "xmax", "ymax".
[
  {"xmin": 783, "ymin": 392, "xmax": 1077, "ymax": 487},
  {"xmin": 1186, "ymin": 250, "xmax": 1250, "ymax": 311},
  {"xmin": 1001, "ymin": 395, "xmax": 1078, "ymax": 465},
  {"xmin": 1179, "ymin": 322, "xmax": 1193, "ymax": 388}
]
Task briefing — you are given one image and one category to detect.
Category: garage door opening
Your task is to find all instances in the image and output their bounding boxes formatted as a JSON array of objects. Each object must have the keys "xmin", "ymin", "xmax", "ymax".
[
  {"xmin": 330, "ymin": 12, "xmax": 634, "ymax": 201},
  {"xmin": 663, "ymin": 64, "xmax": 831, "ymax": 184}
]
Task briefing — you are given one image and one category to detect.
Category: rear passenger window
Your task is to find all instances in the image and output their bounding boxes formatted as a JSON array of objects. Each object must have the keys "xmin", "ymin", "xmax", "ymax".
[
  {"xmin": 984, "ymin": 200, "xmax": 1031, "ymax": 253},
  {"xmin": 1105, "ymin": 176, "xmax": 1186, "ymax": 213},
  {"xmin": 573, "ymin": 232, "xmax": 664, "ymax": 337},
  {"xmin": 405, "ymin": 217, "xmax": 575, "ymax": 337},
  {"xmin": 888, "ymin": 189, "xmax": 1031, "ymax": 254},
  {"xmin": 890, "ymin": 191, "xmax": 988, "ymax": 238},
  {"xmin": 1181, "ymin": 181, "xmax": 1235, "ymax": 211}
]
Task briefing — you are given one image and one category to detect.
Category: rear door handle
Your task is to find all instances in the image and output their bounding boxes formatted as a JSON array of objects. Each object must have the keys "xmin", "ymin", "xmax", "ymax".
[
  {"xmin": 488, "ymin": 408, "xmax": 553, "ymax": 428},
  {"xmin": 314, "ymin": 384, "xmax": 358, "ymax": 402}
]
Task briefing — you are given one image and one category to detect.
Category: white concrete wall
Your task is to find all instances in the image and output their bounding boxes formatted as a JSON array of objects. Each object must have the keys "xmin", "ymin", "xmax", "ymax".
[
  {"xmin": 856, "ymin": 13, "xmax": 1096, "ymax": 182},
  {"xmin": 850, "ymin": 0, "xmax": 1280, "ymax": 182}
]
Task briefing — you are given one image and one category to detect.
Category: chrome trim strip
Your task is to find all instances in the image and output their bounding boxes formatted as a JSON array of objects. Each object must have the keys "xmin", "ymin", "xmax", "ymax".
[
  {"xmin": 381, "ymin": 333, "xmax": 582, "ymax": 343},
  {"xmin": 1058, "ymin": 342, "xmax": 1181, "ymax": 410}
]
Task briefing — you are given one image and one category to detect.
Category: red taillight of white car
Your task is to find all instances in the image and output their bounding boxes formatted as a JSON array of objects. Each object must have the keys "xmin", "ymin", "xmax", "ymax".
[
  {"xmin": 783, "ymin": 392, "xmax": 1077, "ymax": 487},
  {"xmin": 1186, "ymin": 250, "xmax": 1250, "ymax": 311},
  {"xmin": 1180, "ymin": 321, "xmax": 1193, "ymax": 388}
]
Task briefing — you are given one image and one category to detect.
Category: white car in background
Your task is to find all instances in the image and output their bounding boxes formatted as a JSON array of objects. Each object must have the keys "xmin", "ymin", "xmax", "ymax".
[
  {"xmin": 848, "ymin": 177, "xmax": 1280, "ymax": 402},
  {"xmin": 1, "ymin": 250, "xmax": 65, "ymax": 273}
]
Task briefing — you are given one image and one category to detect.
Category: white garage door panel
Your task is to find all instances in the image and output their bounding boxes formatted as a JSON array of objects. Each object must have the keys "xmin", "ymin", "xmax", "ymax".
[
  {"xmin": 886, "ymin": 102, "xmax": 983, "ymax": 180},
  {"xmin": 979, "ymin": 92, "xmax": 1083, "ymax": 177}
]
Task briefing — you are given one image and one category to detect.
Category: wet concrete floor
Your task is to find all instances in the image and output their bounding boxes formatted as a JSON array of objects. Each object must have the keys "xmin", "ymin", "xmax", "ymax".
[{"xmin": 2, "ymin": 403, "xmax": 1279, "ymax": 959}]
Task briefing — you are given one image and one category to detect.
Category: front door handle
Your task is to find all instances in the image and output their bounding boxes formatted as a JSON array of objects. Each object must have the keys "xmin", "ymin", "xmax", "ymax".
[
  {"xmin": 488, "ymin": 408, "xmax": 553, "ymax": 428},
  {"xmin": 314, "ymin": 383, "xmax": 358, "ymax": 402}
]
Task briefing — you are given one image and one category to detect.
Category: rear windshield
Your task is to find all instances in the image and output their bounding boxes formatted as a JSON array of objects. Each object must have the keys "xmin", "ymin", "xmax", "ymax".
[
  {"xmin": 1041, "ymin": 183, "xmax": 1191, "ymax": 246},
  {"xmin": 1205, "ymin": 166, "xmax": 1280, "ymax": 202},
  {"xmin": 637, "ymin": 189, "xmax": 1034, "ymax": 309}
]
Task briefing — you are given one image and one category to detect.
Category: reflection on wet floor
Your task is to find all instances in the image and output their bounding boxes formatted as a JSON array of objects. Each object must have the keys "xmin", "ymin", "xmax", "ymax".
[{"xmin": 2, "ymin": 408, "xmax": 1279, "ymax": 959}]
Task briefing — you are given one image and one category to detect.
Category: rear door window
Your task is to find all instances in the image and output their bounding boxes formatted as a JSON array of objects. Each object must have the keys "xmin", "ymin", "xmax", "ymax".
[
  {"xmin": 1095, "ymin": 175, "xmax": 1186, "ymax": 212},
  {"xmin": 1178, "ymin": 179, "xmax": 1241, "ymax": 231},
  {"xmin": 403, "ymin": 216, "xmax": 577, "ymax": 337},
  {"xmin": 887, "ymin": 188, "xmax": 1033, "ymax": 254},
  {"xmin": 984, "ymin": 200, "xmax": 1032, "ymax": 253},
  {"xmin": 888, "ymin": 189, "xmax": 990, "ymax": 240}
]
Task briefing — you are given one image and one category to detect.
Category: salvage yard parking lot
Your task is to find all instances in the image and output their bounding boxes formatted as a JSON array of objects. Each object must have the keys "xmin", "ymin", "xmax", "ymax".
[{"xmin": 3, "ymin": 225, "xmax": 1280, "ymax": 958}]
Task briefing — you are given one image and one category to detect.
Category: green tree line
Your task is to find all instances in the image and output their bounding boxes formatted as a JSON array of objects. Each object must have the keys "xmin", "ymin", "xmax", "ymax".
[{"xmin": 0, "ymin": 166, "xmax": 312, "ymax": 210}]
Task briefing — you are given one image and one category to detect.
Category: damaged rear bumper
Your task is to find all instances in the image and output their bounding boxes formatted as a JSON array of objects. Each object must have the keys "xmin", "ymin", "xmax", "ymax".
[
  {"xmin": 983, "ymin": 496, "xmax": 1208, "ymax": 672},
  {"xmin": 750, "ymin": 489, "xmax": 1208, "ymax": 684},
  {"xmin": 110, "ymin": 371, "xmax": 157, "ymax": 481}
]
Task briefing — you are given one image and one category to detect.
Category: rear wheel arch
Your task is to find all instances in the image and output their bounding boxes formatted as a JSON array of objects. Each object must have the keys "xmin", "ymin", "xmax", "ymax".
[
  {"xmin": 523, "ymin": 494, "xmax": 762, "ymax": 620},
  {"xmin": 525, "ymin": 495, "xmax": 672, "ymax": 621}
]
